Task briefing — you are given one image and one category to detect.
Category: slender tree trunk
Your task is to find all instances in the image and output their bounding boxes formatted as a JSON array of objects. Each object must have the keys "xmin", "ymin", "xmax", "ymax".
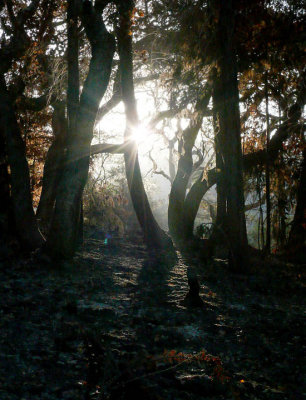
[
  {"xmin": 211, "ymin": 0, "xmax": 248, "ymax": 270},
  {"xmin": 77, "ymin": 198, "xmax": 84, "ymax": 246},
  {"xmin": 36, "ymin": 103, "xmax": 67, "ymax": 230},
  {"xmin": 168, "ymin": 138, "xmax": 176, "ymax": 183},
  {"xmin": 0, "ymin": 76, "xmax": 44, "ymax": 249},
  {"xmin": 265, "ymin": 74, "xmax": 271, "ymax": 254},
  {"xmin": 212, "ymin": 100, "xmax": 226, "ymax": 240},
  {"xmin": 118, "ymin": 1, "xmax": 172, "ymax": 249},
  {"xmin": 45, "ymin": 1, "xmax": 115, "ymax": 258}
]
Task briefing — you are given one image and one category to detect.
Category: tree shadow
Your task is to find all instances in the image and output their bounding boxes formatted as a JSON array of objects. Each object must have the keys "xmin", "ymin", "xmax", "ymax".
[{"xmin": 134, "ymin": 250, "xmax": 177, "ymax": 309}]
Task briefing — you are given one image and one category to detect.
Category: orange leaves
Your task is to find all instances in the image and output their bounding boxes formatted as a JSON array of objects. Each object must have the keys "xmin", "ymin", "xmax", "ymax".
[
  {"xmin": 134, "ymin": 49, "xmax": 149, "ymax": 63},
  {"xmin": 132, "ymin": 8, "xmax": 145, "ymax": 19},
  {"xmin": 125, "ymin": 8, "xmax": 145, "ymax": 37},
  {"xmin": 160, "ymin": 349, "xmax": 230, "ymax": 383}
]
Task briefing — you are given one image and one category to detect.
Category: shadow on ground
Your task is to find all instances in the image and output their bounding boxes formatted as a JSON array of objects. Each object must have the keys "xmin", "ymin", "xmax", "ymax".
[{"xmin": 0, "ymin": 236, "xmax": 304, "ymax": 399}]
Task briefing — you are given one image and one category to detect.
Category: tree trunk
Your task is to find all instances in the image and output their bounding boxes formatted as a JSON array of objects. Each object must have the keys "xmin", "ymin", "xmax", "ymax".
[
  {"xmin": 212, "ymin": 101, "xmax": 226, "ymax": 240},
  {"xmin": 0, "ymin": 130, "xmax": 14, "ymax": 245},
  {"xmin": 180, "ymin": 82, "xmax": 305, "ymax": 244},
  {"xmin": 211, "ymin": 0, "xmax": 248, "ymax": 270},
  {"xmin": 0, "ymin": 76, "xmax": 44, "ymax": 250},
  {"xmin": 287, "ymin": 148, "xmax": 306, "ymax": 258},
  {"xmin": 118, "ymin": 1, "xmax": 172, "ymax": 249},
  {"xmin": 168, "ymin": 135, "xmax": 195, "ymax": 239},
  {"xmin": 45, "ymin": 1, "xmax": 116, "ymax": 258},
  {"xmin": 182, "ymin": 175, "xmax": 211, "ymax": 238},
  {"xmin": 168, "ymin": 81, "xmax": 212, "ymax": 240},
  {"xmin": 36, "ymin": 103, "xmax": 67, "ymax": 231},
  {"xmin": 265, "ymin": 74, "xmax": 271, "ymax": 254}
]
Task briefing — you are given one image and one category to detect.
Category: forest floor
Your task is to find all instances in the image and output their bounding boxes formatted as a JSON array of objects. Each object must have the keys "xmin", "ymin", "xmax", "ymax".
[{"xmin": 0, "ymin": 235, "xmax": 305, "ymax": 400}]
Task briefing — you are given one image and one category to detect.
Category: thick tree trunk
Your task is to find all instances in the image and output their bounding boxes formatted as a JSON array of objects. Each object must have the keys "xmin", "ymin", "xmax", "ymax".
[
  {"xmin": 36, "ymin": 103, "xmax": 67, "ymax": 231},
  {"xmin": 211, "ymin": 0, "xmax": 248, "ymax": 270},
  {"xmin": 45, "ymin": 1, "xmax": 115, "ymax": 258},
  {"xmin": 168, "ymin": 136, "xmax": 195, "ymax": 239},
  {"xmin": 0, "ymin": 130, "xmax": 14, "ymax": 246},
  {"xmin": 287, "ymin": 148, "xmax": 306, "ymax": 258},
  {"xmin": 0, "ymin": 76, "xmax": 44, "ymax": 250},
  {"xmin": 118, "ymin": 1, "xmax": 172, "ymax": 249}
]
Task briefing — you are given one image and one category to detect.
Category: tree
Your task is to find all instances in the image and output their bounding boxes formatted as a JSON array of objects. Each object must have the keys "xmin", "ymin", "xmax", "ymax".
[
  {"xmin": 168, "ymin": 78, "xmax": 212, "ymax": 240},
  {"xmin": 287, "ymin": 147, "xmax": 306, "ymax": 259},
  {"xmin": 117, "ymin": 0, "xmax": 172, "ymax": 249},
  {"xmin": 45, "ymin": 0, "xmax": 116, "ymax": 258},
  {"xmin": 0, "ymin": 0, "xmax": 55, "ymax": 250},
  {"xmin": 209, "ymin": 0, "xmax": 248, "ymax": 269},
  {"xmin": 36, "ymin": 102, "xmax": 66, "ymax": 231}
]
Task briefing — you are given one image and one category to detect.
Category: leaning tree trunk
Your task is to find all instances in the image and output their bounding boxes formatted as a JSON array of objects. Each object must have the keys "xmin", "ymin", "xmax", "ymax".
[
  {"xmin": 211, "ymin": 0, "xmax": 248, "ymax": 270},
  {"xmin": 117, "ymin": 1, "xmax": 173, "ymax": 249},
  {"xmin": 0, "ymin": 76, "xmax": 44, "ymax": 250},
  {"xmin": 182, "ymin": 174, "xmax": 212, "ymax": 238},
  {"xmin": 45, "ymin": 1, "xmax": 116, "ymax": 258},
  {"xmin": 36, "ymin": 103, "xmax": 67, "ymax": 231}
]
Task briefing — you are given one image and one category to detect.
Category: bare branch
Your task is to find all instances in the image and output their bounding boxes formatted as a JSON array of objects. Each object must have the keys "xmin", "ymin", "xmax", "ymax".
[
  {"xmin": 90, "ymin": 142, "xmax": 127, "ymax": 156},
  {"xmin": 96, "ymin": 73, "xmax": 160, "ymax": 123},
  {"xmin": 18, "ymin": 92, "xmax": 57, "ymax": 111},
  {"xmin": 154, "ymin": 170, "xmax": 172, "ymax": 182},
  {"xmin": 245, "ymin": 194, "xmax": 267, "ymax": 211},
  {"xmin": 147, "ymin": 108, "xmax": 181, "ymax": 130},
  {"xmin": 148, "ymin": 149, "xmax": 172, "ymax": 183}
]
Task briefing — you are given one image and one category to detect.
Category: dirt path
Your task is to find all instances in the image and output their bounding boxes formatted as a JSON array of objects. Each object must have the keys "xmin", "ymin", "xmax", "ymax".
[{"xmin": 0, "ymin": 238, "xmax": 304, "ymax": 399}]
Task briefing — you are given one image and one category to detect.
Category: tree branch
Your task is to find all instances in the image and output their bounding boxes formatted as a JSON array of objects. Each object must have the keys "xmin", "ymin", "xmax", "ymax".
[
  {"xmin": 90, "ymin": 142, "xmax": 127, "ymax": 156},
  {"xmin": 245, "ymin": 194, "xmax": 267, "ymax": 211}
]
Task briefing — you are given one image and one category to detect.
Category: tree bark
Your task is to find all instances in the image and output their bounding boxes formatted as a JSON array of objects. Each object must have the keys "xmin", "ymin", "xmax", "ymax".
[
  {"xmin": 211, "ymin": 0, "xmax": 248, "ymax": 270},
  {"xmin": 182, "ymin": 174, "xmax": 212, "ymax": 238},
  {"xmin": 265, "ymin": 73, "xmax": 271, "ymax": 254},
  {"xmin": 36, "ymin": 103, "xmax": 67, "ymax": 230},
  {"xmin": 181, "ymin": 90, "xmax": 305, "ymax": 239},
  {"xmin": 117, "ymin": 1, "xmax": 172, "ymax": 249},
  {"xmin": 0, "ymin": 76, "xmax": 44, "ymax": 249},
  {"xmin": 0, "ymin": 0, "xmax": 44, "ymax": 250},
  {"xmin": 287, "ymin": 148, "xmax": 306, "ymax": 258},
  {"xmin": 45, "ymin": 1, "xmax": 115, "ymax": 258},
  {"xmin": 168, "ymin": 81, "xmax": 212, "ymax": 239},
  {"xmin": 0, "ymin": 129, "xmax": 14, "ymax": 245},
  {"xmin": 212, "ymin": 99, "xmax": 226, "ymax": 239}
]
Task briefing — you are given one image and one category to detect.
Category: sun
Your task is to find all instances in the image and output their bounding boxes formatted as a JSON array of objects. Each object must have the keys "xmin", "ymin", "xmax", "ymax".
[{"xmin": 130, "ymin": 123, "xmax": 152, "ymax": 145}]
